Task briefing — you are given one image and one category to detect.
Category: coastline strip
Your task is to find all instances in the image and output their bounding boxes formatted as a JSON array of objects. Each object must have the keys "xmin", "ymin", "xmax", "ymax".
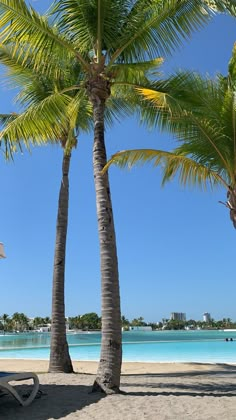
[{"xmin": 0, "ymin": 359, "xmax": 235, "ymax": 375}]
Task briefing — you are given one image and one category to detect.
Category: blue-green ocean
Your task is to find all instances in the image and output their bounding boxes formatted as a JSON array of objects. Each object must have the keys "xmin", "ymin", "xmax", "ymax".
[{"xmin": 0, "ymin": 330, "xmax": 236, "ymax": 363}]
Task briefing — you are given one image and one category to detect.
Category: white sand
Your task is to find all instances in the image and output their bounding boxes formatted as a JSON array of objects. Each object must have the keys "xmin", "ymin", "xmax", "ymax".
[{"xmin": 1, "ymin": 359, "xmax": 236, "ymax": 419}]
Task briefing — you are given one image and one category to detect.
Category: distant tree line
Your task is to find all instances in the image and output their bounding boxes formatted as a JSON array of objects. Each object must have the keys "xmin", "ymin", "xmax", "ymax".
[
  {"xmin": 68, "ymin": 313, "xmax": 101, "ymax": 331},
  {"xmin": 162, "ymin": 318, "xmax": 236, "ymax": 330},
  {"xmin": 1, "ymin": 313, "xmax": 236, "ymax": 333},
  {"xmin": 0, "ymin": 313, "xmax": 52, "ymax": 333},
  {"xmin": 0, "ymin": 312, "xmax": 148, "ymax": 332}
]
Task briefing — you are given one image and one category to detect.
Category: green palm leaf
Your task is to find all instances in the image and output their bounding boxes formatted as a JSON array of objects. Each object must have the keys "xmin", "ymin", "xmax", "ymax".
[
  {"xmin": 50, "ymin": 0, "xmax": 129, "ymax": 54},
  {"xmin": 112, "ymin": 58, "xmax": 163, "ymax": 84},
  {"xmin": 136, "ymin": 70, "xmax": 236, "ymax": 177},
  {"xmin": 105, "ymin": 42, "xmax": 236, "ymax": 230},
  {"xmin": 0, "ymin": 92, "xmax": 72, "ymax": 143},
  {"xmin": 0, "ymin": 112, "xmax": 23, "ymax": 158},
  {"xmin": 0, "ymin": 0, "xmax": 89, "ymax": 70},
  {"xmin": 104, "ymin": 148, "xmax": 227, "ymax": 188},
  {"xmin": 108, "ymin": 0, "xmax": 217, "ymax": 65}
]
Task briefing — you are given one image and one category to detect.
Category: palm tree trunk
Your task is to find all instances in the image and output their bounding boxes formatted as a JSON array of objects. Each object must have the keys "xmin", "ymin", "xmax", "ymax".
[
  {"xmin": 228, "ymin": 187, "xmax": 236, "ymax": 228},
  {"xmin": 49, "ymin": 150, "xmax": 73, "ymax": 373},
  {"xmin": 91, "ymin": 98, "xmax": 122, "ymax": 394}
]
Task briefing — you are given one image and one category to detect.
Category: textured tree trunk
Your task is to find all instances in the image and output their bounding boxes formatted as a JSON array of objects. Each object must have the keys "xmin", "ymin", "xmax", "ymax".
[
  {"xmin": 91, "ymin": 96, "xmax": 122, "ymax": 394},
  {"xmin": 227, "ymin": 187, "xmax": 236, "ymax": 228},
  {"xmin": 49, "ymin": 150, "xmax": 73, "ymax": 373}
]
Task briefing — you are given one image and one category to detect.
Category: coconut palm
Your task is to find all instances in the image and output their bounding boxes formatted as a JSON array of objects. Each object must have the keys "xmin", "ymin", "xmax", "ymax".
[
  {"xmin": 105, "ymin": 44, "xmax": 236, "ymax": 229},
  {"xmin": 11, "ymin": 312, "xmax": 22, "ymax": 331},
  {"xmin": 1, "ymin": 111, "xmax": 76, "ymax": 372},
  {"xmin": 0, "ymin": 47, "xmax": 92, "ymax": 373},
  {"xmin": 1, "ymin": 313, "xmax": 9, "ymax": 333},
  {"xmin": 0, "ymin": 0, "xmax": 235, "ymax": 393},
  {"xmin": 33, "ymin": 317, "xmax": 44, "ymax": 329}
]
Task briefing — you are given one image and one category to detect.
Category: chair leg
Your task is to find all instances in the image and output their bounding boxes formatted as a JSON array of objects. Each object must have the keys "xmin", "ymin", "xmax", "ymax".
[
  {"xmin": 20, "ymin": 374, "xmax": 40, "ymax": 407},
  {"xmin": 0, "ymin": 374, "xmax": 40, "ymax": 406}
]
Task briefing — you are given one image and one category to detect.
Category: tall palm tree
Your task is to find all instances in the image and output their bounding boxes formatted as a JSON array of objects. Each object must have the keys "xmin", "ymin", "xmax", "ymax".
[
  {"xmin": 11, "ymin": 312, "xmax": 21, "ymax": 332},
  {"xmin": 105, "ymin": 44, "xmax": 236, "ymax": 229},
  {"xmin": 1, "ymin": 313, "xmax": 9, "ymax": 333},
  {"xmin": 0, "ymin": 48, "xmax": 92, "ymax": 373},
  {"xmin": 1, "ymin": 112, "xmax": 76, "ymax": 372},
  {"xmin": 0, "ymin": 0, "xmax": 235, "ymax": 392}
]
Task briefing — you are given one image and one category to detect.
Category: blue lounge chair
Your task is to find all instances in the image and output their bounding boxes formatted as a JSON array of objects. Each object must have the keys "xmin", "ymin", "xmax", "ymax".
[{"xmin": 0, "ymin": 372, "xmax": 39, "ymax": 406}]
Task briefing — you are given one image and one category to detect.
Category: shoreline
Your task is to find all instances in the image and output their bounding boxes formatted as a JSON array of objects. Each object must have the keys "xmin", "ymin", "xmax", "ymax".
[{"xmin": 1, "ymin": 358, "xmax": 236, "ymax": 374}]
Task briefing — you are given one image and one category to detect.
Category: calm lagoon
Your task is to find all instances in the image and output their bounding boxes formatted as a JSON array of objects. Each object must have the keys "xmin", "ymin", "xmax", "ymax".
[{"xmin": 0, "ymin": 330, "xmax": 236, "ymax": 363}]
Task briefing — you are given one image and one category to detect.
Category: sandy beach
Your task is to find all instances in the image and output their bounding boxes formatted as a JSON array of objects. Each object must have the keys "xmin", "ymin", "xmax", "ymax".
[{"xmin": 1, "ymin": 360, "xmax": 236, "ymax": 419}]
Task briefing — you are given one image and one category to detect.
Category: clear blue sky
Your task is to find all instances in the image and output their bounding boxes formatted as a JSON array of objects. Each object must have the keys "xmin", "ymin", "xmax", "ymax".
[{"xmin": 0, "ymin": 3, "xmax": 236, "ymax": 323}]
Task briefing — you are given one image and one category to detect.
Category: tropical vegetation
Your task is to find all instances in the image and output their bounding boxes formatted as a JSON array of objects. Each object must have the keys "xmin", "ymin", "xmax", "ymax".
[
  {"xmin": 105, "ymin": 43, "xmax": 236, "ymax": 230},
  {"xmin": 0, "ymin": 0, "xmax": 236, "ymax": 392},
  {"xmin": 0, "ymin": 312, "xmax": 43, "ymax": 332},
  {"xmin": 68, "ymin": 313, "xmax": 102, "ymax": 331},
  {"xmin": 1, "ymin": 312, "xmax": 236, "ymax": 332}
]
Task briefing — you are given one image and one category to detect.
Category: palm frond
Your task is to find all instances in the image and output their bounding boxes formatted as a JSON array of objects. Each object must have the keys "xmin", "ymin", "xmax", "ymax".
[
  {"xmin": 0, "ymin": 44, "xmax": 35, "ymax": 88},
  {"xmin": 104, "ymin": 148, "xmax": 228, "ymax": 189},
  {"xmin": 0, "ymin": 112, "xmax": 22, "ymax": 159},
  {"xmin": 50, "ymin": 0, "xmax": 130, "ymax": 55},
  {"xmin": 0, "ymin": 42, "xmax": 80, "ymax": 93},
  {"xmin": 65, "ymin": 89, "xmax": 93, "ymax": 133},
  {"xmin": 0, "ymin": 92, "xmax": 73, "ymax": 144},
  {"xmin": 0, "ymin": 112, "xmax": 18, "ymax": 126},
  {"xmin": 106, "ymin": 80, "xmax": 157, "ymax": 123},
  {"xmin": 228, "ymin": 42, "xmax": 236, "ymax": 85},
  {"xmin": 134, "ymin": 70, "xmax": 236, "ymax": 179},
  {"xmin": 0, "ymin": 0, "xmax": 89, "ymax": 71},
  {"xmin": 111, "ymin": 58, "xmax": 163, "ymax": 84},
  {"xmin": 108, "ymin": 0, "xmax": 215, "ymax": 65},
  {"xmin": 204, "ymin": 0, "xmax": 236, "ymax": 15},
  {"xmin": 104, "ymin": 96, "xmax": 134, "ymax": 126}
]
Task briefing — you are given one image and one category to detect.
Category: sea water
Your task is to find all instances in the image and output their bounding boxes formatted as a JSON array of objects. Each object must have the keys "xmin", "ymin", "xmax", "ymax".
[{"xmin": 0, "ymin": 330, "xmax": 236, "ymax": 363}]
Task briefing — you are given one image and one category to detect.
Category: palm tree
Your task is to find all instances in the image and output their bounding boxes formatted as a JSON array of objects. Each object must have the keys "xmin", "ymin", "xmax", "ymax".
[
  {"xmin": 50, "ymin": 134, "xmax": 75, "ymax": 372},
  {"xmin": 0, "ymin": 48, "xmax": 92, "ymax": 373},
  {"xmin": 0, "ymin": 0, "xmax": 235, "ymax": 393},
  {"xmin": 1, "ymin": 313, "xmax": 9, "ymax": 333},
  {"xmin": 18, "ymin": 313, "xmax": 29, "ymax": 331},
  {"xmin": 105, "ymin": 44, "xmax": 236, "ymax": 229},
  {"xmin": 1, "ymin": 112, "xmax": 76, "ymax": 371},
  {"xmin": 11, "ymin": 312, "xmax": 21, "ymax": 332},
  {"xmin": 33, "ymin": 317, "xmax": 44, "ymax": 329},
  {"xmin": 44, "ymin": 317, "xmax": 51, "ymax": 325}
]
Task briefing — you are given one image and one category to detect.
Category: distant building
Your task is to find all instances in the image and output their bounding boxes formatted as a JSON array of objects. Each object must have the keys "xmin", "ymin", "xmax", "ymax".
[
  {"xmin": 36, "ymin": 326, "xmax": 50, "ymax": 333},
  {"xmin": 203, "ymin": 312, "xmax": 211, "ymax": 323},
  {"xmin": 171, "ymin": 312, "xmax": 186, "ymax": 321}
]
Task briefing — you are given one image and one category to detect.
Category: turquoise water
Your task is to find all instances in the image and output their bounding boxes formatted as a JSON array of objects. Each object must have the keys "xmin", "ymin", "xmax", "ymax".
[{"xmin": 0, "ymin": 330, "xmax": 236, "ymax": 363}]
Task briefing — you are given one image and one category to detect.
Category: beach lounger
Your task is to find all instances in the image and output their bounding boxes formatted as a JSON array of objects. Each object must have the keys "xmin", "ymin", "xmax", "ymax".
[{"xmin": 0, "ymin": 372, "xmax": 39, "ymax": 406}]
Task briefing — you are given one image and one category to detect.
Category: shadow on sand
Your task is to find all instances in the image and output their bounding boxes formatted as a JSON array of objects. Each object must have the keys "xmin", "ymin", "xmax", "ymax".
[
  {"xmin": 1, "ymin": 364, "xmax": 236, "ymax": 418},
  {"xmin": 122, "ymin": 362, "xmax": 236, "ymax": 378},
  {"xmin": 0, "ymin": 383, "xmax": 105, "ymax": 420},
  {"xmin": 121, "ymin": 363, "xmax": 236, "ymax": 398}
]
